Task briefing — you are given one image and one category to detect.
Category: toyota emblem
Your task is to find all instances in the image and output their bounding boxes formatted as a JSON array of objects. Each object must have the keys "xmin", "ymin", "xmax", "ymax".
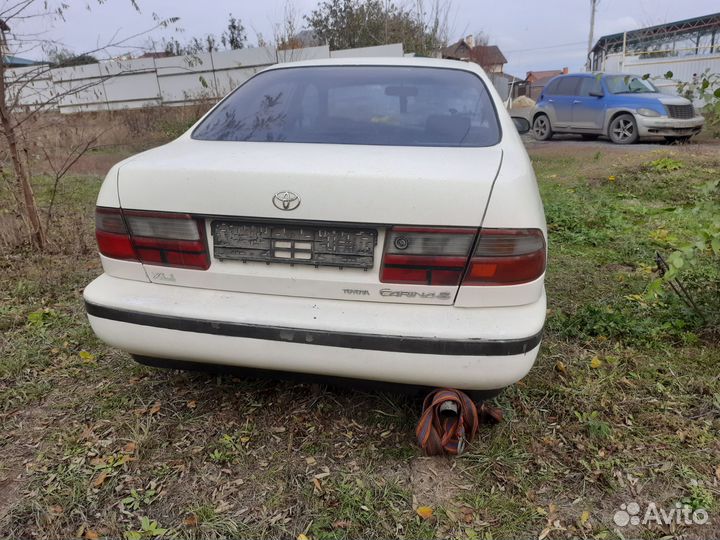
[{"xmin": 272, "ymin": 191, "xmax": 301, "ymax": 211}]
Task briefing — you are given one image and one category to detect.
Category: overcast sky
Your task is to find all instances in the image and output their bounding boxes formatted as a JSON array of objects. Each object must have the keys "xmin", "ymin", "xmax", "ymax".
[{"xmin": 9, "ymin": 0, "xmax": 720, "ymax": 75}]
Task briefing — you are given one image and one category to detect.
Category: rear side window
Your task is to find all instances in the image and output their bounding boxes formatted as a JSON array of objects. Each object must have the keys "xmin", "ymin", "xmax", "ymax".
[
  {"xmin": 544, "ymin": 79, "xmax": 560, "ymax": 95},
  {"xmin": 577, "ymin": 77, "xmax": 602, "ymax": 96},
  {"xmin": 555, "ymin": 76, "xmax": 580, "ymax": 96},
  {"xmin": 192, "ymin": 66, "xmax": 501, "ymax": 147}
]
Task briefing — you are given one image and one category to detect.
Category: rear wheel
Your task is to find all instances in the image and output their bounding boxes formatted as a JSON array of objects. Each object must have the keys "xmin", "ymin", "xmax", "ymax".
[
  {"xmin": 608, "ymin": 114, "xmax": 638, "ymax": 144},
  {"xmin": 665, "ymin": 135, "xmax": 693, "ymax": 144},
  {"xmin": 532, "ymin": 115, "xmax": 553, "ymax": 140}
]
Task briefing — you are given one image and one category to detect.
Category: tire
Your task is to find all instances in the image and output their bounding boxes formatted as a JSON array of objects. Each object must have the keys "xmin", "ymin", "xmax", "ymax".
[
  {"xmin": 608, "ymin": 114, "xmax": 639, "ymax": 144},
  {"xmin": 664, "ymin": 135, "xmax": 692, "ymax": 144},
  {"xmin": 532, "ymin": 114, "xmax": 553, "ymax": 141},
  {"xmin": 581, "ymin": 134, "xmax": 599, "ymax": 140}
]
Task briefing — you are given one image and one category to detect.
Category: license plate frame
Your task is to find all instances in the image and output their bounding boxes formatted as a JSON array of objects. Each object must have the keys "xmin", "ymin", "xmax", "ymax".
[{"xmin": 211, "ymin": 220, "xmax": 377, "ymax": 269}]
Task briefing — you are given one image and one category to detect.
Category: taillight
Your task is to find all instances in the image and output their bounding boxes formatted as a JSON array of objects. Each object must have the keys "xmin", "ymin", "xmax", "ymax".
[
  {"xmin": 95, "ymin": 207, "xmax": 135, "ymax": 260},
  {"xmin": 380, "ymin": 227, "xmax": 476, "ymax": 285},
  {"xmin": 463, "ymin": 228, "xmax": 546, "ymax": 285},
  {"xmin": 95, "ymin": 207, "xmax": 209, "ymax": 270},
  {"xmin": 379, "ymin": 226, "xmax": 546, "ymax": 287}
]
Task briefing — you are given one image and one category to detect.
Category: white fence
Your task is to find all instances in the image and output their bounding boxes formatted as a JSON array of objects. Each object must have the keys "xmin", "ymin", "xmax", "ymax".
[{"xmin": 6, "ymin": 43, "xmax": 404, "ymax": 113}]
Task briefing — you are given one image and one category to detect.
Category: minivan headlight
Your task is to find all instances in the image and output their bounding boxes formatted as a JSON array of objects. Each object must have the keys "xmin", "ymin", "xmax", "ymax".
[{"xmin": 636, "ymin": 108, "xmax": 661, "ymax": 117}]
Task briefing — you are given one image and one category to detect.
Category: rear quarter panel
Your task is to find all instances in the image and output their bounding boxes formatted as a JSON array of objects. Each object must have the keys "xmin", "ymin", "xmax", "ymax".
[{"xmin": 454, "ymin": 116, "xmax": 547, "ymax": 308}]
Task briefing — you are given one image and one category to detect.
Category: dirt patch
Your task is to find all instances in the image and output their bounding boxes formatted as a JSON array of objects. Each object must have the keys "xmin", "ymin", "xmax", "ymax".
[
  {"xmin": 0, "ymin": 385, "xmax": 84, "ymax": 523},
  {"xmin": 0, "ymin": 460, "xmax": 25, "ymax": 522},
  {"xmin": 409, "ymin": 457, "xmax": 466, "ymax": 509},
  {"xmin": 525, "ymin": 135, "xmax": 720, "ymax": 158},
  {"xmin": 604, "ymin": 263, "xmax": 636, "ymax": 273}
]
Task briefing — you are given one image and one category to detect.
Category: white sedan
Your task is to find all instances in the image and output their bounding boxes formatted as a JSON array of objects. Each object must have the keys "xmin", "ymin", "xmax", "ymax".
[{"xmin": 84, "ymin": 57, "xmax": 547, "ymax": 398}]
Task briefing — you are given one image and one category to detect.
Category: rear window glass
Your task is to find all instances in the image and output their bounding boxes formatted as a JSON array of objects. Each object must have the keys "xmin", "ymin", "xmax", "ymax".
[
  {"xmin": 192, "ymin": 66, "xmax": 501, "ymax": 147},
  {"xmin": 555, "ymin": 77, "xmax": 580, "ymax": 96}
]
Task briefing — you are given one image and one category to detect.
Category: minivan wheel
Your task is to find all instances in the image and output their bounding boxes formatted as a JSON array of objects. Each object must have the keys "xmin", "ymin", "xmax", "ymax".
[
  {"xmin": 532, "ymin": 115, "xmax": 553, "ymax": 140},
  {"xmin": 608, "ymin": 114, "xmax": 638, "ymax": 144}
]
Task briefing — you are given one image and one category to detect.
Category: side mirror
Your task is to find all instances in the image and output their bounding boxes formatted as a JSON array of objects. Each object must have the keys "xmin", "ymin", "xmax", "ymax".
[
  {"xmin": 511, "ymin": 116, "xmax": 531, "ymax": 134},
  {"xmin": 589, "ymin": 91, "xmax": 604, "ymax": 98}
]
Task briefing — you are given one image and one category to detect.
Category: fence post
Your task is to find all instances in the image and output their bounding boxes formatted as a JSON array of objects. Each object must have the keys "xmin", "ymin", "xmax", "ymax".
[
  {"xmin": 152, "ymin": 56, "xmax": 163, "ymax": 106},
  {"xmin": 209, "ymin": 50, "xmax": 220, "ymax": 99}
]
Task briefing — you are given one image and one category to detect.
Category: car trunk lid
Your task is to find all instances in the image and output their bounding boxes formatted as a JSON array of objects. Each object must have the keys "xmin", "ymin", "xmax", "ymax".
[{"xmin": 116, "ymin": 139, "xmax": 503, "ymax": 304}]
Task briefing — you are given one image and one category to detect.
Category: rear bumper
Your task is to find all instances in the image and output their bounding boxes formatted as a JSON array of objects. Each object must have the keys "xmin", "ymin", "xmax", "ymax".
[
  {"xmin": 636, "ymin": 115, "xmax": 704, "ymax": 137},
  {"xmin": 84, "ymin": 274, "xmax": 545, "ymax": 390}
]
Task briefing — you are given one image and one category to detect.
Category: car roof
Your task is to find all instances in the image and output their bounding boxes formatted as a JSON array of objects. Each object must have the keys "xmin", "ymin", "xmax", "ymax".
[
  {"xmin": 264, "ymin": 56, "xmax": 483, "ymax": 72},
  {"xmin": 555, "ymin": 72, "xmax": 639, "ymax": 78}
]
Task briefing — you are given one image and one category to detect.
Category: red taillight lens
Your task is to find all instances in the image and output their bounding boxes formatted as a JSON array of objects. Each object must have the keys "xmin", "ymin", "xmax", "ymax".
[
  {"xmin": 95, "ymin": 207, "xmax": 135, "ymax": 260},
  {"xmin": 380, "ymin": 227, "xmax": 476, "ymax": 285},
  {"xmin": 95, "ymin": 207, "xmax": 209, "ymax": 270},
  {"xmin": 462, "ymin": 228, "xmax": 546, "ymax": 285},
  {"xmin": 379, "ymin": 226, "xmax": 546, "ymax": 287}
]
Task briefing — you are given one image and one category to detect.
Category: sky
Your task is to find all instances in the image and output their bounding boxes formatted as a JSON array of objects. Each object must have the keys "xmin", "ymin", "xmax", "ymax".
[{"xmin": 7, "ymin": 0, "xmax": 720, "ymax": 76}]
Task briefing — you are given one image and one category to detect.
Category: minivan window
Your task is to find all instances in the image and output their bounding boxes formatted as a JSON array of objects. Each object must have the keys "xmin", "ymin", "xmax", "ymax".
[
  {"xmin": 578, "ymin": 77, "xmax": 603, "ymax": 96},
  {"xmin": 192, "ymin": 66, "xmax": 501, "ymax": 147},
  {"xmin": 544, "ymin": 79, "xmax": 559, "ymax": 95},
  {"xmin": 605, "ymin": 75, "xmax": 658, "ymax": 94},
  {"xmin": 555, "ymin": 76, "xmax": 580, "ymax": 96}
]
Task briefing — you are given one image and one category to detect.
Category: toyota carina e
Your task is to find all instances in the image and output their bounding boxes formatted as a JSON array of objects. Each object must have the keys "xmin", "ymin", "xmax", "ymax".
[{"xmin": 84, "ymin": 57, "xmax": 547, "ymax": 397}]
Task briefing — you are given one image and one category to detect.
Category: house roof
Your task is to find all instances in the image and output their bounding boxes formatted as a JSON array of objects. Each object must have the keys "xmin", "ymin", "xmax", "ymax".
[
  {"xmin": 530, "ymin": 75, "xmax": 559, "ymax": 87},
  {"xmin": 526, "ymin": 69, "xmax": 564, "ymax": 80},
  {"xmin": 441, "ymin": 40, "xmax": 507, "ymax": 65},
  {"xmin": 441, "ymin": 39, "xmax": 471, "ymax": 59},
  {"xmin": 503, "ymin": 72, "xmax": 525, "ymax": 84},
  {"xmin": 473, "ymin": 45, "xmax": 507, "ymax": 65},
  {"xmin": 3, "ymin": 55, "xmax": 43, "ymax": 67},
  {"xmin": 591, "ymin": 11, "xmax": 720, "ymax": 54}
]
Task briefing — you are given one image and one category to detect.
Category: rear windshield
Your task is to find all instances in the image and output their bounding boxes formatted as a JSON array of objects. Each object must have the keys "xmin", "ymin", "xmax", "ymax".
[{"xmin": 192, "ymin": 66, "xmax": 501, "ymax": 147}]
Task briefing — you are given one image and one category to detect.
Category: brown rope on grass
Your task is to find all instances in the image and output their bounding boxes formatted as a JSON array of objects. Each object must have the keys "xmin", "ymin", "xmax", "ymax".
[{"xmin": 416, "ymin": 388, "xmax": 504, "ymax": 456}]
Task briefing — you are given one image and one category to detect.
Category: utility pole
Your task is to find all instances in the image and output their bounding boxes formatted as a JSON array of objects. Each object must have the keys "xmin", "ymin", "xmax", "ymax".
[
  {"xmin": 0, "ymin": 18, "xmax": 9, "ymax": 62},
  {"xmin": 586, "ymin": 0, "xmax": 598, "ymax": 71}
]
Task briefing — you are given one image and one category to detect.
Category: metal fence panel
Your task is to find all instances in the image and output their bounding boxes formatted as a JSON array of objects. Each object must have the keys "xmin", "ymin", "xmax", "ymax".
[{"xmin": 5, "ymin": 43, "xmax": 403, "ymax": 113}]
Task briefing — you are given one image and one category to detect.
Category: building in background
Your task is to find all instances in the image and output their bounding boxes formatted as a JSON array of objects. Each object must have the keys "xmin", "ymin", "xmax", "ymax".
[
  {"xmin": 590, "ymin": 12, "xmax": 720, "ymax": 94},
  {"xmin": 441, "ymin": 36, "xmax": 508, "ymax": 73},
  {"xmin": 525, "ymin": 68, "xmax": 568, "ymax": 85},
  {"xmin": 507, "ymin": 68, "xmax": 569, "ymax": 102}
]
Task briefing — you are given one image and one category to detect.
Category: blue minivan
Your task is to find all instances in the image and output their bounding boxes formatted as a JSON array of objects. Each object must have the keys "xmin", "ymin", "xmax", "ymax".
[{"xmin": 531, "ymin": 73, "xmax": 704, "ymax": 144}]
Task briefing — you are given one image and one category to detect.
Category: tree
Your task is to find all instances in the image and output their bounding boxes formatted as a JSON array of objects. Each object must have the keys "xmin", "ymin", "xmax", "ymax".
[
  {"xmin": 0, "ymin": 1, "xmax": 177, "ymax": 250},
  {"xmin": 305, "ymin": 0, "xmax": 448, "ymax": 55},
  {"xmin": 273, "ymin": 1, "xmax": 304, "ymax": 51},
  {"xmin": 1, "ymin": 13, "xmax": 45, "ymax": 248},
  {"xmin": 162, "ymin": 13, "xmax": 246, "ymax": 56},
  {"xmin": 45, "ymin": 47, "xmax": 99, "ymax": 67},
  {"xmin": 221, "ymin": 14, "xmax": 246, "ymax": 50}
]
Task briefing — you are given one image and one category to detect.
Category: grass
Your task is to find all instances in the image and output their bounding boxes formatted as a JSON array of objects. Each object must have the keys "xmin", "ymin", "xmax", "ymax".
[{"xmin": 1, "ymin": 141, "xmax": 719, "ymax": 539}]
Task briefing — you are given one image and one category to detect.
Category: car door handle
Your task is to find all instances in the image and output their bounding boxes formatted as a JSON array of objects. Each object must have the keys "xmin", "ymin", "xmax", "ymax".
[
  {"xmin": 547, "ymin": 99, "xmax": 554, "ymax": 103},
  {"xmin": 573, "ymin": 100, "xmax": 582, "ymax": 104}
]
